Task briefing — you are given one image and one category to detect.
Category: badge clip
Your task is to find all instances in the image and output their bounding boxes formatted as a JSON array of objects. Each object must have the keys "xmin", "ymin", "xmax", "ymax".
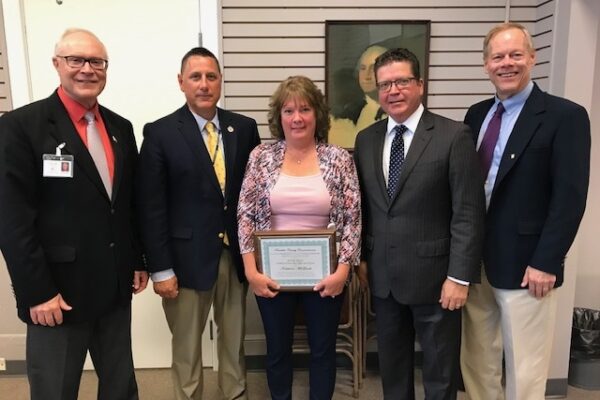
[{"xmin": 55, "ymin": 142, "xmax": 66, "ymax": 156}]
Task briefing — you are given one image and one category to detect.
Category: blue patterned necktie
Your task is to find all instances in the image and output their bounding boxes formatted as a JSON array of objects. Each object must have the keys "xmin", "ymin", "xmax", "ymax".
[{"xmin": 387, "ymin": 124, "xmax": 408, "ymax": 198}]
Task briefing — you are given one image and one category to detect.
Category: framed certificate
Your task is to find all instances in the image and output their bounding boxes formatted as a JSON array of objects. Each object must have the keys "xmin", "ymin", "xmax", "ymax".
[{"xmin": 254, "ymin": 229, "xmax": 337, "ymax": 291}]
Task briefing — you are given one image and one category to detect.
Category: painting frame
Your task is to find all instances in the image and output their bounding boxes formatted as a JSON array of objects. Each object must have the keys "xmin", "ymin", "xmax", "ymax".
[{"xmin": 326, "ymin": 20, "xmax": 431, "ymax": 150}]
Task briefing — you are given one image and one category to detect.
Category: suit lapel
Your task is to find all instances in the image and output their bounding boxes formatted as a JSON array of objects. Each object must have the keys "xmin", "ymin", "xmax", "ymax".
[
  {"xmin": 370, "ymin": 120, "xmax": 389, "ymax": 205},
  {"xmin": 46, "ymin": 94, "xmax": 111, "ymax": 200},
  {"xmin": 218, "ymin": 108, "xmax": 237, "ymax": 200},
  {"xmin": 389, "ymin": 111, "xmax": 433, "ymax": 204},
  {"xmin": 469, "ymin": 98, "xmax": 495, "ymax": 145},
  {"xmin": 493, "ymin": 84, "xmax": 545, "ymax": 192},
  {"xmin": 177, "ymin": 106, "xmax": 222, "ymax": 194}
]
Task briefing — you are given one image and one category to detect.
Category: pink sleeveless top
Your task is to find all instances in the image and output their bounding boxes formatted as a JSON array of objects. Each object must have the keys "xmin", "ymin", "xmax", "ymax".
[{"xmin": 270, "ymin": 173, "xmax": 331, "ymax": 230}]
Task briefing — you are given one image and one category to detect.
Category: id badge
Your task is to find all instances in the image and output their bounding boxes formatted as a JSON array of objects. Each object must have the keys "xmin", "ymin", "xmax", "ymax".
[{"xmin": 43, "ymin": 143, "xmax": 74, "ymax": 178}]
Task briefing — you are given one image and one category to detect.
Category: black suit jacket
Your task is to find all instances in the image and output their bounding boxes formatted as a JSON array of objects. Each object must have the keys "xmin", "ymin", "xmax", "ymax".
[
  {"xmin": 354, "ymin": 110, "xmax": 485, "ymax": 304},
  {"xmin": 137, "ymin": 105, "xmax": 260, "ymax": 290},
  {"xmin": 0, "ymin": 91, "xmax": 142, "ymax": 324},
  {"xmin": 465, "ymin": 83, "xmax": 590, "ymax": 289}
]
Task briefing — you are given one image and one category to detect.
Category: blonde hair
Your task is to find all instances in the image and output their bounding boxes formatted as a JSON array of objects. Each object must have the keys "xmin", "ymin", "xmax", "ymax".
[{"xmin": 483, "ymin": 22, "xmax": 535, "ymax": 59}]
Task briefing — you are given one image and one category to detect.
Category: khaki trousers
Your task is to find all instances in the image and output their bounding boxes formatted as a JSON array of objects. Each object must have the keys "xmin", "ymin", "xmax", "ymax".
[
  {"xmin": 163, "ymin": 249, "xmax": 248, "ymax": 400},
  {"xmin": 461, "ymin": 272, "xmax": 558, "ymax": 400}
]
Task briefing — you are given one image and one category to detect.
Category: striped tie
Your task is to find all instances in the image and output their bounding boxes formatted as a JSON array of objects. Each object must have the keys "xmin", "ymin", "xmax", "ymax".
[{"xmin": 205, "ymin": 121, "xmax": 228, "ymax": 245}]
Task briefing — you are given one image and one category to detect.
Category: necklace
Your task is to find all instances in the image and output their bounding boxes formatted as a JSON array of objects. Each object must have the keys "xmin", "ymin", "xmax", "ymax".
[{"xmin": 287, "ymin": 147, "xmax": 312, "ymax": 165}]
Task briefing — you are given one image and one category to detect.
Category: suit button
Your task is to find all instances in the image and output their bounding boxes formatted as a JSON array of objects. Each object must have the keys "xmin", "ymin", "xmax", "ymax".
[
  {"xmin": 109, "ymin": 242, "xmax": 115, "ymax": 248},
  {"xmin": 218, "ymin": 233, "xmax": 224, "ymax": 239},
  {"xmin": 110, "ymin": 208, "xmax": 115, "ymax": 214},
  {"xmin": 223, "ymin": 205, "xmax": 228, "ymax": 211}
]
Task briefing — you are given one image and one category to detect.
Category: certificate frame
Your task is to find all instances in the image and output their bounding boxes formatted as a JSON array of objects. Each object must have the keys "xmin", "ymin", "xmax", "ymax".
[{"xmin": 254, "ymin": 229, "xmax": 337, "ymax": 291}]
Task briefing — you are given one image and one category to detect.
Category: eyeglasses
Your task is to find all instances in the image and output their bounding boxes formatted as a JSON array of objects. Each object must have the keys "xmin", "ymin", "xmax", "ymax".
[
  {"xmin": 377, "ymin": 77, "xmax": 417, "ymax": 92},
  {"xmin": 56, "ymin": 55, "xmax": 108, "ymax": 70}
]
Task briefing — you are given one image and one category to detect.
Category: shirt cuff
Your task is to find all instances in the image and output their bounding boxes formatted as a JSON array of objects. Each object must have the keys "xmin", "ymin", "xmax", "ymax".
[
  {"xmin": 151, "ymin": 269, "xmax": 175, "ymax": 282},
  {"xmin": 448, "ymin": 276, "xmax": 470, "ymax": 286}
]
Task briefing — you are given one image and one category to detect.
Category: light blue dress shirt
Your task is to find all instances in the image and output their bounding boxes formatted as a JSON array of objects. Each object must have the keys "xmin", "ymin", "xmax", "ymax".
[{"xmin": 477, "ymin": 81, "xmax": 534, "ymax": 209}]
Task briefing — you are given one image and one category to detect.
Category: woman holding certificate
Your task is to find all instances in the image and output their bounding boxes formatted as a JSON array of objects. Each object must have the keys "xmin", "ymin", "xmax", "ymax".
[{"xmin": 237, "ymin": 75, "xmax": 361, "ymax": 399}]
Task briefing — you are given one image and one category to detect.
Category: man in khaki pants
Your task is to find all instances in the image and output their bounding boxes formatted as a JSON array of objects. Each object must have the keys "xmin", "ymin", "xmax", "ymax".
[
  {"xmin": 137, "ymin": 47, "xmax": 260, "ymax": 399},
  {"xmin": 461, "ymin": 23, "xmax": 590, "ymax": 400}
]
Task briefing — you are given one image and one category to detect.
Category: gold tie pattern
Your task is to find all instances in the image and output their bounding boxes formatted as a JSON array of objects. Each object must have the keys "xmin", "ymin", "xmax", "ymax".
[
  {"xmin": 205, "ymin": 121, "xmax": 229, "ymax": 245},
  {"xmin": 205, "ymin": 121, "xmax": 226, "ymax": 192}
]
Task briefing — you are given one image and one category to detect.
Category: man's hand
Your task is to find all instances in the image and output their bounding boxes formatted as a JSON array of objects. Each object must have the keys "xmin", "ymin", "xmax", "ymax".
[
  {"xmin": 357, "ymin": 261, "xmax": 369, "ymax": 289},
  {"xmin": 153, "ymin": 276, "xmax": 179, "ymax": 299},
  {"xmin": 29, "ymin": 294, "xmax": 72, "ymax": 326},
  {"xmin": 133, "ymin": 270, "xmax": 149, "ymax": 294},
  {"xmin": 521, "ymin": 266, "xmax": 556, "ymax": 299},
  {"xmin": 439, "ymin": 279, "xmax": 468, "ymax": 311}
]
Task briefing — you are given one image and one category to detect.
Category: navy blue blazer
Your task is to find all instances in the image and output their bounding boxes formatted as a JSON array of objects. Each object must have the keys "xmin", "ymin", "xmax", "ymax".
[
  {"xmin": 464, "ymin": 83, "xmax": 590, "ymax": 289},
  {"xmin": 137, "ymin": 105, "xmax": 260, "ymax": 291}
]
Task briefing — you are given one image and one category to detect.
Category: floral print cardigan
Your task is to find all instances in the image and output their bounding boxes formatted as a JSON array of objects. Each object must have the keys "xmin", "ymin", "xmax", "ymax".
[{"xmin": 237, "ymin": 140, "xmax": 361, "ymax": 266}]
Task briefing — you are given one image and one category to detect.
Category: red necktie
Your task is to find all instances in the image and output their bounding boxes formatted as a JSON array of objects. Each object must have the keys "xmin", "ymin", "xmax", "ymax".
[{"xmin": 478, "ymin": 102, "xmax": 505, "ymax": 179}]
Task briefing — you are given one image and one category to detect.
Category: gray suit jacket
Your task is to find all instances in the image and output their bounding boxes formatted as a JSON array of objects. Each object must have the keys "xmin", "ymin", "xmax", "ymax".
[{"xmin": 354, "ymin": 110, "xmax": 485, "ymax": 304}]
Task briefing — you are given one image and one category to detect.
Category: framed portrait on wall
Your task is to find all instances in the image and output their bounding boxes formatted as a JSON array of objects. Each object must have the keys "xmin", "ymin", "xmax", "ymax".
[{"xmin": 326, "ymin": 20, "xmax": 431, "ymax": 150}]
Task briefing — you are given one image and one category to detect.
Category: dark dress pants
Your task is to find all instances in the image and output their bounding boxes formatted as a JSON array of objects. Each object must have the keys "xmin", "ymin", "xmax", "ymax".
[
  {"xmin": 256, "ymin": 291, "xmax": 344, "ymax": 400},
  {"xmin": 26, "ymin": 304, "xmax": 138, "ymax": 400},
  {"xmin": 373, "ymin": 294, "xmax": 461, "ymax": 400}
]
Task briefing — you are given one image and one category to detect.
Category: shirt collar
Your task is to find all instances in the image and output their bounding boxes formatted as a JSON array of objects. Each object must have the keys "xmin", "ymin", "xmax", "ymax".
[
  {"xmin": 57, "ymin": 86, "xmax": 100, "ymax": 123},
  {"xmin": 188, "ymin": 106, "xmax": 220, "ymax": 132},
  {"xmin": 386, "ymin": 103, "xmax": 424, "ymax": 134},
  {"xmin": 494, "ymin": 81, "xmax": 534, "ymax": 115}
]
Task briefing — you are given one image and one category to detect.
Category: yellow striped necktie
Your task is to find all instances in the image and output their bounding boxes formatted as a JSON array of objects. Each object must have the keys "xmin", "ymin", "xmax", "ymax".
[
  {"xmin": 205, "ymin": 121, "xmax": 228, "ymax": 245},
  {"xmin": 205, "ymin": 121, "xmax": 226, "ymax": 192}
]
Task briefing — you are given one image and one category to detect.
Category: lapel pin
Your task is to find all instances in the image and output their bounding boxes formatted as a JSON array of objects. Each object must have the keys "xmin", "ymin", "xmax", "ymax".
[
  {"xmin": 227, "ymin": 126, "xmax": 234, "ymax": 133},
  {"xmin": 510, "ymin": 153, "xmax": 515, "ymax": 159},
  {"xmin": 112, "ymin": 136, "xmax": 118, "ymax": 143}
]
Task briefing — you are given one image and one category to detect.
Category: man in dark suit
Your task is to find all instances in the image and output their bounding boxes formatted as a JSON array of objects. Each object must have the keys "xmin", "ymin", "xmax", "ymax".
[
  {"xmin": 0, "ymin": 28, "xmax": 148, "ymax": 400},
  {"xmin": 137, "ymin": 47, "xmax": 260, "ymax": 400},
  {"xmin": 460, "ymin": 23, "xmax": 591, "ymax": 400},
  {"xmin": 354, "ymin": 48, "xmax": 485, "ymax": 400}
]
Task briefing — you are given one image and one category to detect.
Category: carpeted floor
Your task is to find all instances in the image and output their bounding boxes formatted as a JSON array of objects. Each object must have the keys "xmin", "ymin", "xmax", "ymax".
[{"xmin": 1, "ymin": 368, "xmax": 598, "ymax": 399}]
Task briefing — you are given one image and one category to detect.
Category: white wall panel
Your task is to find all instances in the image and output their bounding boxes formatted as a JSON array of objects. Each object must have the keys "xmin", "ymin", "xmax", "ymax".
[
  {"xmin": 221, "ymin": 1, "xmax": 554, "ymax": 141},
  {"xmin": 223, "ymin": 0, "xmax": 529, "ymax": 7},
  {"xmin": 222, "ymin": 9, "xmax": 530, "ymax": 23}
]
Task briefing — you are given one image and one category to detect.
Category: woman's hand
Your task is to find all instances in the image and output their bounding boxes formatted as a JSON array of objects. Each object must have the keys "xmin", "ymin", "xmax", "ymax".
[
  {"xmin": 247, "ymin": 269, "xmax": 280, "ymax": 298},
  {"xmin": 243, "ymin": 252, "xmax": 280, "ymax": 298},
  {"xmin": 313, "ymin": 264, "xmax": 349, "ymax": 298}
]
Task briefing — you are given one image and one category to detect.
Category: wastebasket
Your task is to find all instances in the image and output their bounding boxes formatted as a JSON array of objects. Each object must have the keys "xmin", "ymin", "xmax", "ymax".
[{"xmin": 568, "ymin": 307, "xmax": 600, "ymax": 390}]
